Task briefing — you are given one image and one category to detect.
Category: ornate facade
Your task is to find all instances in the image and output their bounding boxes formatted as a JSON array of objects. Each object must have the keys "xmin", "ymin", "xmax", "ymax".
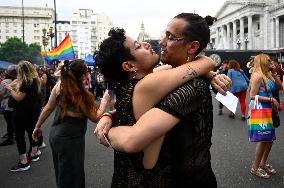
[{"xmin": 210, "ymin": 0, "xmax": 284, "ymax": 50}]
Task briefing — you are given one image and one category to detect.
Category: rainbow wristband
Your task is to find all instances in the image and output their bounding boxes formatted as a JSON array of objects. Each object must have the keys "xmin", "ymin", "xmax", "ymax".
[{"xmin": 100, "ymin": 111, "xmax": 113, "ymax": 120}]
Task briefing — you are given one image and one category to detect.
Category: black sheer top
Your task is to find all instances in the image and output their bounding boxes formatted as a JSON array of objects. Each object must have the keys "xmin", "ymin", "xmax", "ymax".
[
  {"xmin": 111, "ymin": 79, "xmax": 144, "ymax": 187},
  {"xmin": 111, "ymin": 77, "xmax": 213, "ymax": 187},
  {"xmin": 156, "ymin": 78, "xmax": 214, "ymax": 186},
  {"xmin": 111, "ymin": 79, "xmax": 173, "ymax": 188}
]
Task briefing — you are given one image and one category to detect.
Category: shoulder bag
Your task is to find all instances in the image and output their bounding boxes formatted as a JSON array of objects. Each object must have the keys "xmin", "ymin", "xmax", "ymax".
[{"xmin": 264, "ymin": 82, "xmax": 280, "ymax": 128}]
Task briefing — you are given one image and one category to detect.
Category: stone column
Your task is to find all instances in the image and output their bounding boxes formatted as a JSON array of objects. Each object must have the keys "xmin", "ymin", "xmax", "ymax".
[
  {"xmin": 276, "ymin": 16, "xmax": 279, "ymax": 48},
  {"xmin": 233, "ymin": 20, "xmax": 237, "ymax": 49},
  {"xmin": 221, "ymin": 25, "xmax": 225, "ymax": 49},
  {"xmin": 271, "ymin": 18, "xmax": 275, "ymax": 48},
  {"xmin": 261, "ymin": 15, "xmax": 267, "ymax": 49},
  {"xmin": 226, "ymin": 23, "xmax": 230, "ymax": 49},
  {"xmin": 240, "ymin": 17, "xmax": 245, "ymax": 50},
  {"xmin": 216, "ymin": 27, "xmax": 219, "ymax": 49},
  {"xmin": 248, "ymin": 15, "xmax": 253, "ymax": 49}
]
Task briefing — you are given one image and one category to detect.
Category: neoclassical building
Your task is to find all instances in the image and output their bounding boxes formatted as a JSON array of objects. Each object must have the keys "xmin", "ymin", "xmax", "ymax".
[{"xmin": 210, "ymin": 0, "xmax": 284, "ymax": 50}]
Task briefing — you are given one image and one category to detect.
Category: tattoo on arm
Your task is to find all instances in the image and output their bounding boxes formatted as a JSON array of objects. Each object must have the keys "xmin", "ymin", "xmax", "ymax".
[{"xmin": 182, "ymin": 65, "xmax": 198, "ymax": 80}]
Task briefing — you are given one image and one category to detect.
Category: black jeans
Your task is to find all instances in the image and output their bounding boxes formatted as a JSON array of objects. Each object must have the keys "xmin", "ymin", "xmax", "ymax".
[
  {"xmin": 14, "ymin": 113, "xmax": 39, "ymax": 155},
  {"xmin": 3, "ymin": 110, "xmax": 14, "ymax": 140}
]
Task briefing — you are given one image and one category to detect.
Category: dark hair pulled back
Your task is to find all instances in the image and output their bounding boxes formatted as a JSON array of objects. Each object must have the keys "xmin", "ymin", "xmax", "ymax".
[{"xmin": 174, "ymin": 13, "xmax": 216, "ymax": 55}]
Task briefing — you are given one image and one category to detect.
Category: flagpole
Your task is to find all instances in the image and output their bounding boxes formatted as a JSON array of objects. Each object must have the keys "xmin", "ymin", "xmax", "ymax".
[
  {"xmin": 54, "ymin": 0, "xmax": 58, "ymax": 47},
  {"xmin": 21, "ymin": 0, "xmax": 25, "ymax": 43}
]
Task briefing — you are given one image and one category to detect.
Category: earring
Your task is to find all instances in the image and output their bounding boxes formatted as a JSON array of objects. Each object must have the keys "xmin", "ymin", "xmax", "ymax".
[
  {"xmin": 187, "ymin": 56, "xmax": 190, "ymax": 62},
  {"xmin": 132, "ymin": 70, "xmax": 137, "ymax": 79}
]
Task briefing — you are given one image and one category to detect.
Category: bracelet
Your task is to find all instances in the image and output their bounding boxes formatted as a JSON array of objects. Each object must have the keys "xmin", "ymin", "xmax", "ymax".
[
  {"xmin": 100, "ymin": 112, "xmax": 113, "ymax": 120},
  {"xmin": 270, "ymin": 97, "xmax": 273, "ymax": 103}
]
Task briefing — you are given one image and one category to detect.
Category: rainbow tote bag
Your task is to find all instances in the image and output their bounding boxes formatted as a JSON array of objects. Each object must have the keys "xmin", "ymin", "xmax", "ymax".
[{"xmin": 248, "ymin": 95, "xmax": 276, "ymax": 142}]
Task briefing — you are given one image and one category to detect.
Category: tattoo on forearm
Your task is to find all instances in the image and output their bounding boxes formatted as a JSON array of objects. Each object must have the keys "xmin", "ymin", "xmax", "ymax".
[{"xmin": 182, "ymin": 65, "xmax": 198, "ymax": 80}]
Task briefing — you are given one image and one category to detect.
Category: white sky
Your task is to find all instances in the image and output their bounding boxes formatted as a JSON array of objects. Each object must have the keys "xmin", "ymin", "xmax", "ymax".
[{"xmin": 2, "ymin": 0, "xmax": 226, "ymax": 38}]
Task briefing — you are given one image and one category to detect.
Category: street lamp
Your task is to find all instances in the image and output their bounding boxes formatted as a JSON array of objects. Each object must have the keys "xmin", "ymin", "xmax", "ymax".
[
  {"xmin": 244, "ymin": 36, "xmax": 249, "ymax": 50},
  {"xmin": 54, "ymin": 0, "xmax": 58, "ymax": 47},
  {"xmin": 42, "ymin": 28, "xmax": 49, "ymax": 68},
  {"xmin": 42, "ymin": 28, "xmax": 49, "ymax": 50},
  {"xmin": 21, "ymin": 0, "xmax": 24, "ymax": 43},
  {"xmin": 48, "ymin": 27, "xmax": 55, "ymax": 49},
  {"xmin": 236, "ymin": 38, "xmax": 241, "ymax": 50}
]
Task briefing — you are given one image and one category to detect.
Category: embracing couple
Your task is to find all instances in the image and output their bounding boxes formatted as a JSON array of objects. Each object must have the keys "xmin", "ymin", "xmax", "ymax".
[{"xmin": 94, "ymin": 13, "xmax": 231, "ymax": 187}]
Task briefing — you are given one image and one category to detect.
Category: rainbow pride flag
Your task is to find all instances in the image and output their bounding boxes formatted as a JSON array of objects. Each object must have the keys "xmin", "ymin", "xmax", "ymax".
[{"xmin": 42, "ymin": 34, "xmax": 75, "ymax": 65}]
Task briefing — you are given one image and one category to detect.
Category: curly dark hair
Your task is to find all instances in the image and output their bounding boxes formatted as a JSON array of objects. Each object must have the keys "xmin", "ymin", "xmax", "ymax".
[
  {"xmin": 95, "ymin": 28, "xmax": 136, "ymax": 82},
  {"xmin": 174, "ymin": 13, "xmax": 216, "ymax": 55},
  {"xmin": 60, "ymin": 59, "xmax": 96, "ymax": 120}
]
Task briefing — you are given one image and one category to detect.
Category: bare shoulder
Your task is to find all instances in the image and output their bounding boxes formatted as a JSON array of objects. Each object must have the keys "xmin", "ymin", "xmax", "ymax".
[
  {"xmin": 134, "ymin": 72, "xmax": 155, "ymax": 93},
  {"xmin": 251, "ymin": 73, "xmax": 262, "ymax": 83}
]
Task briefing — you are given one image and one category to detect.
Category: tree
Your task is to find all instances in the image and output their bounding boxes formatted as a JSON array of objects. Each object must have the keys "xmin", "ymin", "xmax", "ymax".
[
  {"xmin": 0, "ymin": 37, "xmax": 43, "ymax": 65},
  {"xmin": 26, "ymin": 43, "xmax": 43, "ymax": 65},
  {"xmin": 0, "ymin": 37, "xmax": 27, "ymax": 63}
]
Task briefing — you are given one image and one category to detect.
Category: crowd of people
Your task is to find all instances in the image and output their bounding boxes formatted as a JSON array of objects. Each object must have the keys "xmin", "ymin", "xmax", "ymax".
[
  {"xmin": 216, "ymin": 54, "xmax": 284, "ymax": 179},
  {"xmin": 0, "ymin": 11, "xmax": 283, "ymax": 188}
]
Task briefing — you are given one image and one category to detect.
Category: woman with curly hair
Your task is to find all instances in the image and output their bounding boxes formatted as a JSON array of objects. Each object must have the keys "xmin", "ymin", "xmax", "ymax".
[
  {"xmin": 32, "ymin": 59, "xmax": 109, "ymax": 188},
  {"xmin": 5, "ymin": 61, "xmax": 42, "ymax": 172}
]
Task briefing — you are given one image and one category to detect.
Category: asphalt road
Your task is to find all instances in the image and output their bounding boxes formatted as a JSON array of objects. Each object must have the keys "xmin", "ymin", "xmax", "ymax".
[{"xmin": 0, "ymin": 96, "xmax": 284, "ymax": 188}]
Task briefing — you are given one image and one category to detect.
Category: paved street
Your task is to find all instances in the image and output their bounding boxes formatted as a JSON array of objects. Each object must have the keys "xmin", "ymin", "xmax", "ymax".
[{"xmin": 0, "ymin": 96, "xmax": 284, "ymax": 188}]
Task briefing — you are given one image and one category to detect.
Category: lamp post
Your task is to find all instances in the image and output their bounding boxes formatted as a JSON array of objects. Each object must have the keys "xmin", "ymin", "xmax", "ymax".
[
  {"xmin": 54, "ymin": 0, "xmax": 58, "ymax": 47},
  {"xmin": 48, "ymin": 27, "xmax": 55, "ymax": 49},
  {"xmin": 21, "ymin": 0, "xmax": 24, "ymax": 43},
  {"xmin": 236, "ymin": 38, "xmax": 241, "ymax": 50},
  {"xmin": 244, "ymin": 36, "xmax": 249, "ymax": 50},
  {"xmin": 42, "ymin": 28, "xmax": 49, "ymax": 68}
]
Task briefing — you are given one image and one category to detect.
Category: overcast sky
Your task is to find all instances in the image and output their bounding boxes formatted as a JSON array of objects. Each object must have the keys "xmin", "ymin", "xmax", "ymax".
[{"xmin": 2, "ymin": 0, "xmax": 227, "ymax": 38}]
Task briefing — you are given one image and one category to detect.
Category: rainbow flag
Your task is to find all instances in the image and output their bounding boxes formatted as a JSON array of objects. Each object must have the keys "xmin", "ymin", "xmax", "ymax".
[{"xmin": 42, "ymin": 34, "xmax": 75, "ymax": 65}]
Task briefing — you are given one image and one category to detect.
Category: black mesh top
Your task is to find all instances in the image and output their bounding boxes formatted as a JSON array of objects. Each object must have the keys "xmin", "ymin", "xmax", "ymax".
[
  {"xmin": 111, "ymin": 79, "xmax": 173, "ymax": 188},
  {"xmin": 111, "ymin": 77, "xmax": 213, "ymax": 187},
  {"xmin": 156, "ymin": 77, "xmax": 214, "ymax": 186}
]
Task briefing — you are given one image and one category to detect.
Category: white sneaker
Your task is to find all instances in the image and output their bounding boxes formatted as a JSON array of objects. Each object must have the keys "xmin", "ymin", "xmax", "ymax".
[{"xmin": 38, "ymin": 142, "xmax": 46, "ymax": 149}]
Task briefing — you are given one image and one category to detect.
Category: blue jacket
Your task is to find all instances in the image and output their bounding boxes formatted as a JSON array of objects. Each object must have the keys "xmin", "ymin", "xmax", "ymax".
[{"xmin": 227, "ymin": 69, "xmax": 249, "ymax": 93}]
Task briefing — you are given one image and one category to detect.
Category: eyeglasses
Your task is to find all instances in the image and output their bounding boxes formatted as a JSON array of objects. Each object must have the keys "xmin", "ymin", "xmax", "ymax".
[{"xmin": 162, "ymin": 31, "xmax": 185, "ymax": 42}]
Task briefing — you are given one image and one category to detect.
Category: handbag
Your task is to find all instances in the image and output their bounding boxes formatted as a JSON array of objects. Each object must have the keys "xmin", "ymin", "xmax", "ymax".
[
  {"xmin": 263, "ymin": 82, "xmax": 280, "ymax": 128},
  {"xmin": 272, "ymin": 108, "xmax": 280, "ymax": 128},
  {"xmin": 248, "ymin": 95, "xmax": 276, "ymax": 142}
]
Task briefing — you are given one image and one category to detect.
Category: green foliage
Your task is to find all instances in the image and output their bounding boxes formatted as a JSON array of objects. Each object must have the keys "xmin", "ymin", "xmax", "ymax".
[{"xmin": 0, "ymin": 37, "xmax": 43, "ymax": 65}]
